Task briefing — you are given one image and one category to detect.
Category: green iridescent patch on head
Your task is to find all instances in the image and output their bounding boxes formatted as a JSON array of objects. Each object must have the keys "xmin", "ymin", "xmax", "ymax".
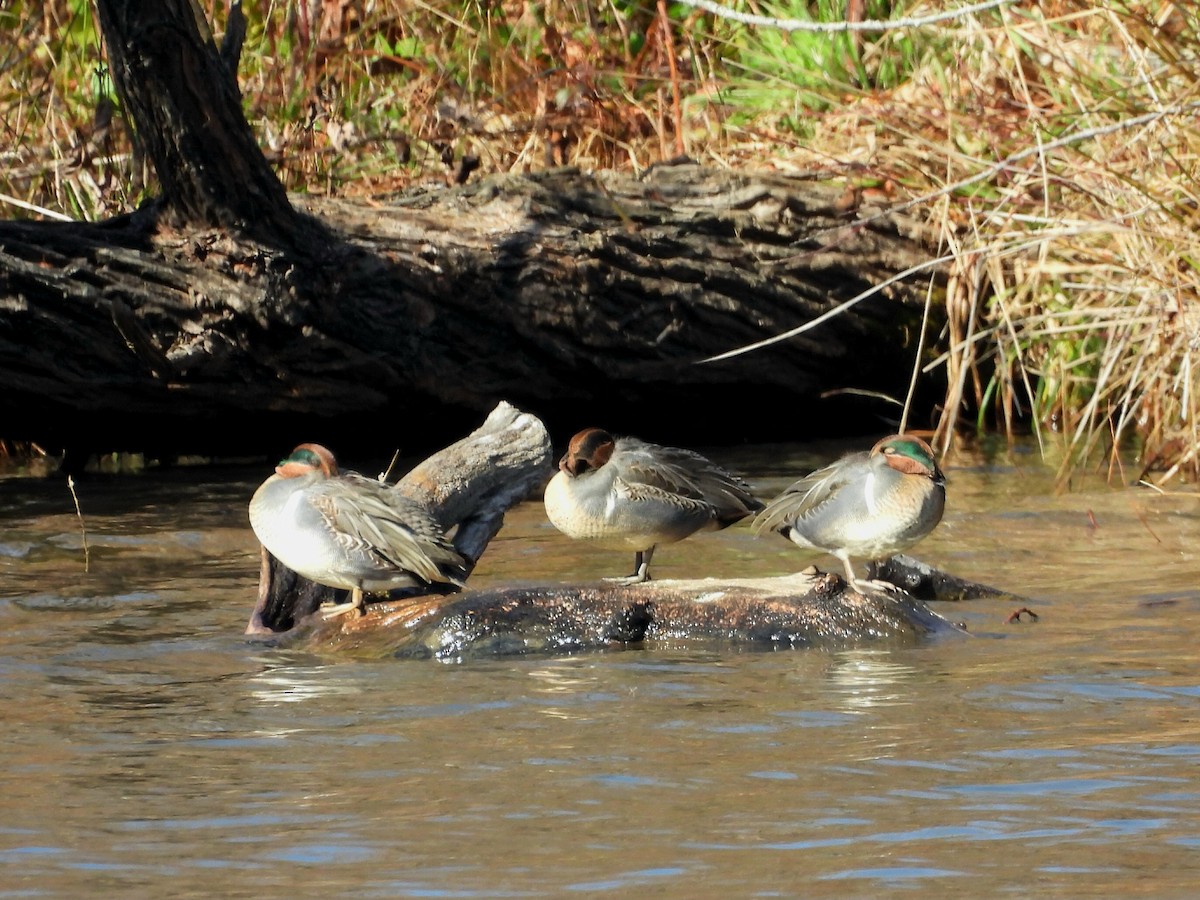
[
  {"xmin": 875, "ymin": 434, "xmax": 944, "ymax": 483},
  {"xmin": 280, "ymin": 447, "xmax": 323, "ymax": 468},
  {"xmin": 884, "ymin": 436, "xmax": 935, "ymax": 465}
]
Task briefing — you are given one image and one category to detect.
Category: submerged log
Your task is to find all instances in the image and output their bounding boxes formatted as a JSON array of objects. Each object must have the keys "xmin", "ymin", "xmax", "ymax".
[
  {"xmin": 870, "ymin": 554, "xmax": 1021, "ymax": 602},
  {"xmin": 269, "ymin": 572, "xmax": 968, "ymax": 661}
]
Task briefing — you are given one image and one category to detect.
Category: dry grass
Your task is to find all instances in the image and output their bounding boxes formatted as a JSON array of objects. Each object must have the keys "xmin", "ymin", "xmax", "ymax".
[{"xmin": 3, "ymin": 1, "xmax": 1200, "ymax": 484}]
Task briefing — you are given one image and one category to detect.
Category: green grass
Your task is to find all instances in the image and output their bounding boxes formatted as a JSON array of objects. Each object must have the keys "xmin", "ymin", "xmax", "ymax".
[{"xmin": 720, "ymin": 0, "xmax": 927, "ymax": 120}]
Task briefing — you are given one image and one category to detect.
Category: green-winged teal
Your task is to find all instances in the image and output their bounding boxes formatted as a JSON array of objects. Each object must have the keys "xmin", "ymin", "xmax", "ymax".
[
  {"xmin": 249, "ymin": 443, "xmax": 466, "ymax": 618},
  {"xmin": 753, "ymin": 434, "xmax": 945, "ymax": 592},
  {"xmin": 543, "ymin": 428, "xmax": 764, "ymax": 584}
]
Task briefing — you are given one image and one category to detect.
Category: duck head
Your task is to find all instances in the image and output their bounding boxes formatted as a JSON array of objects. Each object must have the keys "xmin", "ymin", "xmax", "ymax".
[
  {"xmin": 274, "ymin": 443, "xmax": 339, "ymax": 479},
  {"xmin": 872, "ymin": 434, "xmax": 945, "ymax": 486},
  {"xmin": 559, "ymin": 428, "xmax": 615, "ymax": 477}
]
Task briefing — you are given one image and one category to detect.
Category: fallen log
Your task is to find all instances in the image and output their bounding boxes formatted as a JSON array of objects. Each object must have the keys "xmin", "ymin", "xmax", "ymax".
[
  {"xmin": 263, "ymin": 572, "xmax": 968, "ymax": 661},
  {"xmin": 870, "ymin": 554, "xmax": 1021, "ymax": 603},
  {"xmin": 0, "ymin": 165, "xmax": 943, "ymax": 460}
]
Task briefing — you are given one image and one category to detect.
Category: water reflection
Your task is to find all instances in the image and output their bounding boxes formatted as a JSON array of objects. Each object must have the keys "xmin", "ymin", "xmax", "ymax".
[
  {"xmin": 247, "ymin": 662, "xmax": 365, "ymax": 705},
  {"xmin": 823, "ymin": 649, "xmax": 919, "ymax": 711}
]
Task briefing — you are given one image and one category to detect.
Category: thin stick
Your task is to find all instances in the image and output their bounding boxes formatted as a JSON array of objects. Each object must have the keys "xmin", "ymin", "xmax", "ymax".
[
  {"xmin": 66, "ymin": 475, "xmax": 91, "ymax": 573},
  {"xmin": 657, "ymin": 0, "xmax": 686, "ymax": 158},
  {"xmin": 0, "ymin": 192, "xmax": 74, "ymax": 221},
  {"xmin": 854, "ymin": 103, "xmax": 1200, "ymax": 232},
  {"xmin": 379, "ymin": 449, "xmax": 403, "ymax": 483},
  {"xmin": 674, "ymin": 0, "xmax": 1015, "ymax": 33},
  {"xmin": 900, "ymin": 270, "xmax": 938, "ymax": 435},
  {"xmin": 697, "ymin": 251, "xmax": 959, "ymax": 364}
]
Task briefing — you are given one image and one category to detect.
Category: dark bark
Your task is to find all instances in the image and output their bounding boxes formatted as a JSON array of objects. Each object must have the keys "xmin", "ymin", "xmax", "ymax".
[
  {"xmin": 0, "ymin": 167, "xmax": 943, "ymax": 459},
  {"xmin": 94, "ymin": 0, "xmax": 301, "ymax": 241},
  {"xmin": 869, "ymin": 554, "xmax": 1021, "ymax": 602}
]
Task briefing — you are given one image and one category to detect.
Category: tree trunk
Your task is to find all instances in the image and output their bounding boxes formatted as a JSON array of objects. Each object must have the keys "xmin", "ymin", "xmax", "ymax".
[
  {"xmin": 94, "ymin": 0, "xmax": 301, "ymax": 239},
  {"xmin": 0, "ymin": 1, "xmax": 946, "ymax": 460}
]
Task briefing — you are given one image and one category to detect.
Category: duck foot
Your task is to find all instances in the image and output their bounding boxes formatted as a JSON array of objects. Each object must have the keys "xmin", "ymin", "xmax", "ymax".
[
  {"xmin": 837, "ymin": 555, "xmax": 905, "ymax": 597},
  {"xmin": 319, "ymin": 591, "xmax": 365, "ymax": 620},
  {"xmin": 319, "ymin": 600, "xmax": 364, "ymax": 620},
  {"xmin": 846, "ymin": 577, "xmax": 906, "ymax": 597},
  {"xmin": 603, "ymin": 547, "xmax": 655, "ymax": 586},
  {"xmin": 604, "ymin": 572, "xmax": 651, "ymax": 586}
]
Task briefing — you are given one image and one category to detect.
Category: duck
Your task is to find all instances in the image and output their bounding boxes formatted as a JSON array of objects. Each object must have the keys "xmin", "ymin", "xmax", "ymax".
[
  {"xmin": 752, "ymin": 434, "xmax": 945, "ymax": 593},
  {"xmin": 248, "ymin": 443, "xmax": 467, "ymax": 619},
  {"xmin": 543, "ymin": 428, "xmax": 764, "ymax": 584}
]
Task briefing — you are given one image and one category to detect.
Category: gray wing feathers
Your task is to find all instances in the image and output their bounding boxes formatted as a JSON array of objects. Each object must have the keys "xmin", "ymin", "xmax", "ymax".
[
  {"xmin": 314, "ymin": 476, "xmax": 465, "ymax": 584},
  {"xmin": 752, "ymin": 451, "xmax": 871, "ymax": 535},
  {"xmin": 617, "ymin": 438, "xmax": 763, "ymax": 521}
]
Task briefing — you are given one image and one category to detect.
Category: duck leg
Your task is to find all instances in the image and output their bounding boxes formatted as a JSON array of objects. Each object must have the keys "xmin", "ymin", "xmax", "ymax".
[
  {"xmin": 605, "ymin": 546, "xmax": 655, "ymax": 586},
  {"xmin": 837, "ymin": 553, "xmax": 902, "ymax": 596},
  {"xmin": 319, "ymin": 586, "xmax": 366, "ymax": 619}
]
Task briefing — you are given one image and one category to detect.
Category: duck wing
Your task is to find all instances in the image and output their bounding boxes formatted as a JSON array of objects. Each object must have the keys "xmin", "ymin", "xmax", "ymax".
[
  {"xmin": 311, "ymin": 474, "xmax": 466, "ymax": 585},
  {"xmin": 616, "ymin": 438, "xmax": 763, "ymax": 521},
  {"xmin": 752, "ymin": 450, "xmax": 872, "ymax": 535}
]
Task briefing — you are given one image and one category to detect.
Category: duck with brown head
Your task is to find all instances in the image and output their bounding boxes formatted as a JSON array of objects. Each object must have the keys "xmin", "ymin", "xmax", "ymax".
[
  {"xmin": 753, "ymin": 434, "xmax": 946, "ymax": 593},
  {"xmin": 249, "ymin": 443, "xmax": 467, "ymax": 619},
  {"xmin": 543, "ymin": 428, "xmax": 764, "ymax": 584}
]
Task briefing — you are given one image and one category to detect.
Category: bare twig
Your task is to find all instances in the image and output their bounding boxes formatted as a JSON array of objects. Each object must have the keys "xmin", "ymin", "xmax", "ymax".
[
  {"xmin": 698, "ymin": 251, "xmax": 959, "ymax": 364},
  {"xmin": 900, "ymin": 272, "xmax": 938, "ymax": 434},
  {"xmin": 673, "ymin": 0, "xmax": 1015, "ymax": 33},
  {"xmin": 379, "ymin": 449, "xmax": 403, "ymax": 483},
  {"xmin": 66, "ymin": 475, "xmax": 91, "ymax": 573},
  {"xmin": 657, "ymin": 0, "xmax": 686, "ymax": 158},
  {"xmin": 858, "ymin": 103, "xmax": 1200, "ymax": 230},
  {"xmin": 0, "ymin": 192, "xmax": 73, "ymax": 222}
]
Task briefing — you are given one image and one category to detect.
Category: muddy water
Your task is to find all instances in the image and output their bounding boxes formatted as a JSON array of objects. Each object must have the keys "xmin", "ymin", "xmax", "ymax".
[{"xmin": 2, "ymin": 439, "xmax": 1200, "ymax": 898}]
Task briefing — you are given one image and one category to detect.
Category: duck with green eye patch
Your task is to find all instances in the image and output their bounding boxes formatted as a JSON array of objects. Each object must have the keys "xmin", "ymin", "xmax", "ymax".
[
  {"xmin": 753, "ymin": 434, "xmax": 946, "ymax": 593},
  {"xmin": 249, "ymin": 443, "xmax": 467, "ymax": 619}
]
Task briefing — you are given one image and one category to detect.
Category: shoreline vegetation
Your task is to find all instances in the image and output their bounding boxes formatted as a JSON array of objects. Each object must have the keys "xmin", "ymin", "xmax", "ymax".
[{"xmin": 3, "ymin": 1, "xmax": 1198, "ymax": 485}]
